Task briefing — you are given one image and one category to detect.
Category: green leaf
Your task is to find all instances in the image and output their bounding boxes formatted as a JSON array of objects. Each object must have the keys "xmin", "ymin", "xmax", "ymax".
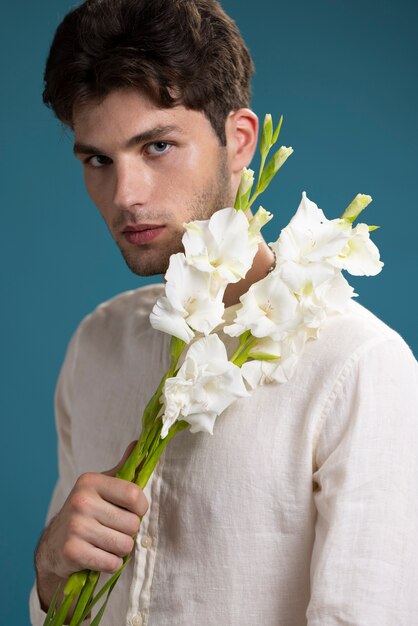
[
  {"xmin": 169, "ymin": 336, "xmax": 185, "ymax": 366},
  {"xmin": 89, "ymin": 573, "xmax": 120, "ymax": 626},
  {"xmin": 89, "ymin": 571, "xmax": 121, "ymax": 626},
  {"xmin": 247, "ymin": 352, "xmax": 280, "ymax": 361},
  {"xmin": 368, "ymin": 224, "xmax": 380, "ymax": 231},
  {"xmin": 271, "ymin": 115, "xmax": 283, "ymax": 144},
  {"xmin": 43, "ymin": 582, "xmax": 62, "ymax": 625},
  {"xmin": 79, "ymin": 558, "xmax": 131, "ymax": 622}
]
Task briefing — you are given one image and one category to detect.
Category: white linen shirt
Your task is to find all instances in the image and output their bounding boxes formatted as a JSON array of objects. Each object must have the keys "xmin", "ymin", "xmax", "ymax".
[{"xmin": 30, "ymin": 284, "xmax": 418, "ymax": 626}]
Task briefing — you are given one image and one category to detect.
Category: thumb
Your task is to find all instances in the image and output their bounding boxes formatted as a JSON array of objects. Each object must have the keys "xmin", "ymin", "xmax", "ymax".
[{"xmin": 103, "ymin": 440, "xmax": 137, "ymax": 477}]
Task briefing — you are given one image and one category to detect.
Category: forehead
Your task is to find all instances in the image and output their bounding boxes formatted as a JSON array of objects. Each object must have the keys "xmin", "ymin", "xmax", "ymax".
[{"xmin": 72, "ymin": 88, "xmax": 216, "ymax": 147}]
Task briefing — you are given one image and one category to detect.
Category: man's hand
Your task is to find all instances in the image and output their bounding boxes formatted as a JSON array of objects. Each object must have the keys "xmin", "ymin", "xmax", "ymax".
[{"xmin": 35, "ymin": 443, "xmax": 148, "ymax": 610}]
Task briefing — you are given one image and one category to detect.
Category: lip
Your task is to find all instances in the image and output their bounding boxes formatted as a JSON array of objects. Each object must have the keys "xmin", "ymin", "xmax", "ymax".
[{"xmin": 122, "ymin": 224, "xmax": 165, "ymax": 245}]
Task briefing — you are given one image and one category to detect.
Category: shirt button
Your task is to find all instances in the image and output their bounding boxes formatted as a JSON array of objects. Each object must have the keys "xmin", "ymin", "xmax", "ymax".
[
  {"xmin": 141, "ymin": 534, "xmax": 153, "ymax": 549},
  {"xmin": 131, "ymin": 613, "xmax": 143, "ymax": 626}
]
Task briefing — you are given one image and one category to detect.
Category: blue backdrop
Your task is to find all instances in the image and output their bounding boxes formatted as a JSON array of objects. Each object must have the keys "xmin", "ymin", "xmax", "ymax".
[{"xmin": 1, "ymin": 1, "xmax": 417, "ymax": 623}]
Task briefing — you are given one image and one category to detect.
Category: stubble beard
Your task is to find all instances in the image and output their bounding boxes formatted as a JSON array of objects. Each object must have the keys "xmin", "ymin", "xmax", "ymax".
[{"xmin": 115, "ymin": 149, "xmax": 233, "ymax": 277}]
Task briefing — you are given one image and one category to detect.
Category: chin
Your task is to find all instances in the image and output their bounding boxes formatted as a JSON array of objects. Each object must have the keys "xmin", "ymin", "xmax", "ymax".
[{"xmin": 120, "ymin": 249, "xmax": 171, "ymax": 277}]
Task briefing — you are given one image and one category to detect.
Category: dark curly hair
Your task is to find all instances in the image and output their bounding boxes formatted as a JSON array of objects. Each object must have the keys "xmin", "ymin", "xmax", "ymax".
[{"xmin": 43, "ymin": 0, "xmax": 254, "ymax": 145}]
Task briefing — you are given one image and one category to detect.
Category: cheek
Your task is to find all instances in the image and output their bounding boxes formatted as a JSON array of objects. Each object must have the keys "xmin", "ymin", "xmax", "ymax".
[{"xmin": 167, "ymin": 149, "xmax": 215, "ymax": 201}]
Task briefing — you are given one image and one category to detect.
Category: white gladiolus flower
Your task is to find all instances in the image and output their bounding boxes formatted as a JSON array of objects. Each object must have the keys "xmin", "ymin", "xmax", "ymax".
[
  {"xmin": 296, "ymin": 272, "xmax": 356, "ymax": 333},
  {"xmin": 224, "ymin": 272, "xmax": 301, "ymax": 341},
  {"xmin": 271, "ymin": 192, "xmax": 351, "ymax": 265},
  {"xmin": 276, "ymin": 257, "xmax": 336, "ymax": 295},
  {"xmin": 248, "ymin": 206, "xmax": 273, "ymax": 244},
  {"xmin": 276, "ymin": 260, "xmax": 356, "ymax": 331},
  {"xmin": 149, "ymin": 253, "xmax": 225, "ymax": 343},
  {"xmin": 241, "ymin": 332, "xmax": 306, "ymax": 388},
  {"xmin": 238, "ymin": 167, "xmax": 255, "ymax": 196},
  {"xmin": 315, "ymin": 272, "xmax": 356, "ymax": 311},
  {"xmin": 182, "ymin": 207, "xmax": 259, "ymax": 283},
  {"xmin": 330, "ymin": 223, "xmax": 384, "ymax": 276},
  {"xmin": 161, "ymin": 334, "xmax": 249, "ymax": 438},
  {"xmin": 149, "ymin": 295, "xmax": 195, "ymax": 344}
]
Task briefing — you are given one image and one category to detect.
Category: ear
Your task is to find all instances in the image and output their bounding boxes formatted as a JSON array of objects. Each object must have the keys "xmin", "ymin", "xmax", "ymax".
[{"xmin": 225, "ymin": 108, "xmax": 258, "ymax": 175}]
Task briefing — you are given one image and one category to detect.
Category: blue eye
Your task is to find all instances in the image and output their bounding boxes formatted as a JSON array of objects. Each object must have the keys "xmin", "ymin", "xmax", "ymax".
[
  {"xmin": 88, "ymin": 155, "xmax": 112, "ymax": 168},
  {"xmin": 147, "ymin": 142, "xmax": 171, "ymax": 155}
]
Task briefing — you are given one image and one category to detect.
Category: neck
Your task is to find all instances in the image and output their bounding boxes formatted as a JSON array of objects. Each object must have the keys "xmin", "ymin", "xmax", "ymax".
[{"xmin": 223, "ymin": 239, "xmax": 275, "ymax": 308}]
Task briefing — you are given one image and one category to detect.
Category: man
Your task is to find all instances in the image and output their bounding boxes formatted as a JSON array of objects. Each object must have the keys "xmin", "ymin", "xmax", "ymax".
[{"xmin": 31, "ymin": 1, "xmax": 418, "ymax": 625}]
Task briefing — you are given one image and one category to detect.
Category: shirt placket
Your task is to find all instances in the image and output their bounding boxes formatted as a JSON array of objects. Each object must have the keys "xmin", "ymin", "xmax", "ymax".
[{"xmin": 125, "ymin": 453, "xmax": 166, "ymax": 626}]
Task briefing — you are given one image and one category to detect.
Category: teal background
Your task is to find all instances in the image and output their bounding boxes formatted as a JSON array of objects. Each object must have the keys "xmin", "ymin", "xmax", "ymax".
[{"xmin": 1, "ymin": 1, "xmax": 417, "ymax": 623}]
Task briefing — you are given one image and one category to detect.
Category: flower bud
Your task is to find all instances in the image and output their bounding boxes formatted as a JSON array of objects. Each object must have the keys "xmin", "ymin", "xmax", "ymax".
[
  {"xmin": 239, "ymin": 167, "xmax": 255, "ymax": 195},
  {"xmin": 273, "ymin": 146, "xmax": 293, "ymax": 172},
  {"xmin": 258, "ymin": 146, "xmax": 293, "ymax": 193},
  {"xmin": 260, "ymin": 114, "xmax": 273, "ymax": 155},
  {"xmin": 341, "ymin": 193, "xmax": 372, "ymax": 223},
  {"xmin": 248, "ymin": 206, "xmax": 273, "ymax": 242},
  {"xmin": 234, "ymin": 167, "xmax": 255, "ymax": 211}
]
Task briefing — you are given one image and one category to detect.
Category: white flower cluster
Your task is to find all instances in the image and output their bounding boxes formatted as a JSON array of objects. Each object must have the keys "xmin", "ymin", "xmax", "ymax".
[
  {"xmin": 150, "ymin": 205, "xmax": 272, "ymax": 343},
  {"xmin": 224, "ymin": 192, "xmax": 383, "ymax": 388},
  {"xmin": 150, "ymin": 191, "xmax": 383, "ymax": 438},
  {"xmin": 150, "ymin": 205, "xmax": 271, "ymax": 437}
]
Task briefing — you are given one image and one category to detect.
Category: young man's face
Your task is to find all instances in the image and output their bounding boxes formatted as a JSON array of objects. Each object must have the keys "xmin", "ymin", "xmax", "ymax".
[{"xmin": 73, "ymin": 89, "xmax": 234, "ymax": 276}]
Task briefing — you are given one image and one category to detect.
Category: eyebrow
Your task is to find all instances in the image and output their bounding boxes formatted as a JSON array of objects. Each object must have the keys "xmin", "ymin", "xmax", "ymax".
[{"xmin": 73, "ymin": 125, "xmax": 182, "ymax": 156}]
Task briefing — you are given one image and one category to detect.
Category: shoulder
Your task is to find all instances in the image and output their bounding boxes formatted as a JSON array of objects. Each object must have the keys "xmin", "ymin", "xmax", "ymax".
[
  {"xmin": 310, "ymin": 299, "xmax": 416, "ymax": 372},
  {"xmin": 292, "ymin": 299, "xmax": 417, "ymax": 427},
  {"xmin": 78, "ymin": 282, "xmax": 164, "ymax": 336},
  {"xmin": 311, "ymin": 302, "xmax": 418, "ymax": 469},
  {"xmin": 66, "ymin": 282, "xmax": 165, "ymax": 362}
]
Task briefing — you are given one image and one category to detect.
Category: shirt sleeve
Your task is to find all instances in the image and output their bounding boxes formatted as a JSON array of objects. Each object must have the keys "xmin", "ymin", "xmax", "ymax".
[
  {"xmin": 307, "ymin": 336, "xmax": 418, "ymax": 626},
  {"xmin": 29, "ymin": 325, "xmax": 90, "ymax": 626}
]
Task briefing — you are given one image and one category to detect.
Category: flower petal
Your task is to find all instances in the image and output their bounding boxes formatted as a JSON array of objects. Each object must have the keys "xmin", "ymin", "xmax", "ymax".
[
  {"xmin": 149, "ymin": 296, "xmax": 195, "ymax": 343},
  {"xmin": 161, "ymin": 335, "xmax": 249, "ymax": 437},
  {"xmin": 333, "ymin": 223, "xmax": 384, "ymax": 276}
]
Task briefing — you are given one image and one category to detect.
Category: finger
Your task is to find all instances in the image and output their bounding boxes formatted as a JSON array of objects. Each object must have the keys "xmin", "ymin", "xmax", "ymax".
[
  {"xmin": 95, "ymin": 500, "xmax": 141, "ymax": 536},
  {"xmin": 83, "ymin": 520, "xmax": 135, "ymax": 558},
  {"xmin": 63, "ymin": 537, "xmax": 123, "ymax": 575},
  {"xmin": 95, "ymin": 475, "xmax": 148, "ymax": 518},
  {"xmin": 69, "ymin": 490, "xmax": 141, "ymax": 537},
  {"xmin": 71, "ymin": 474, "xmax": 148, "ymax": 520}
]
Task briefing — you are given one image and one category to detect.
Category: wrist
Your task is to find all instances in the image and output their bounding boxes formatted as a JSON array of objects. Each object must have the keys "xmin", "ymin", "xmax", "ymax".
[{"xmin": 35, "ymin": 542, "xmax": 66, "ymax": 611}]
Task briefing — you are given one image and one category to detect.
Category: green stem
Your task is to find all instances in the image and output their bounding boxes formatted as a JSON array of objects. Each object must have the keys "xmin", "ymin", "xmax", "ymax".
[
  {"xmin": 233, "ymin": 341, "xmax": 256, "ymax": 367},
  {"xmin": 256, "ymin": 152, "xmax": 268, "ymax": 188},
  {"xmin": 132, "ymin": 419, "xmax": 164, "ymax": 484},
  {"xmin": 135, "ymin": 421, "xmax": 188, "ymax": 489},
  {"xmin": 49, "ymin": 571, "xmax": 87, "ymax": 626},
  {"xmin": 230, "ymin": 331, "xmax": 256, "ymax": 367},
  {"xmin": 116, "ymin": 365, "xmax": 177, "ymax": 482},
  {"xmin": 68, "ymin": 571, "xmax": 100, "ymax": 625},
  {"xmin": 246, "ymin": 149, "xmax": 270, "ymax": 210},
  {"xmin": 78, "ymin": 555, "xmax": 132, "ymax": 624}
]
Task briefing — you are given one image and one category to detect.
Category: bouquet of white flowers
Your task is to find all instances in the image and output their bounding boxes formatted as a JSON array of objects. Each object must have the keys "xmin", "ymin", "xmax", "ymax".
[{"xmin": 43, "ymin": 114, "xmax": 382, "ymax": 625}]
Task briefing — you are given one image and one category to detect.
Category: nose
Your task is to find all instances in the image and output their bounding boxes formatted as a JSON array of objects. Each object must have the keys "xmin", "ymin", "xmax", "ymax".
[{"xmin": 112, "ymin": 156, "xmax": 153, "ymax": 211}]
